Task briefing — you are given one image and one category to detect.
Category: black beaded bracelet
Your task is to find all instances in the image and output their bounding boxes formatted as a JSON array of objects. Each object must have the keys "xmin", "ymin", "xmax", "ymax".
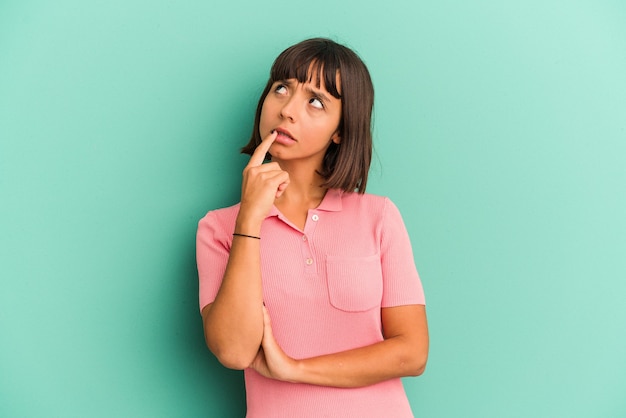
[{"xmin": 233, "ymin": 233, "xmax": 261, "ymax": 240}]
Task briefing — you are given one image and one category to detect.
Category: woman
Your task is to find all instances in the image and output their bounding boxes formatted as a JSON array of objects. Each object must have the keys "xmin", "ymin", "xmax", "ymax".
[{"xmin": 197, "ymin": 38, "xmax": 428, "ymax": 417}]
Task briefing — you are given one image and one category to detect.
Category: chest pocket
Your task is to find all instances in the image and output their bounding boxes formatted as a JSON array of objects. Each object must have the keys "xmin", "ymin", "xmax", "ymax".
[{"xmin": 325, "ymin": 254, "xmax": 383, "ymax": 312}]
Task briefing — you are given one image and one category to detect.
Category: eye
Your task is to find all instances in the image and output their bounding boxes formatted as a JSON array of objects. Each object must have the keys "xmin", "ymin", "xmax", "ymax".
[
  {"xmin": 274, "ymin": 84, "xmax": 288, "ymax": 95},
  {"xmin": 309, "ymin": 97, "xmax": 324, "ymax": 109}
]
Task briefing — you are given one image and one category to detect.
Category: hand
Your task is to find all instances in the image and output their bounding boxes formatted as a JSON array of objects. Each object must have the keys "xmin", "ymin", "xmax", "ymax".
[
  {"xmin": 237, "ymin": 131, "xmax": 290, "ymax": 228},
  {"xmin": 249, "ymin": 306, "xmax": 299, "ymax": 383}
]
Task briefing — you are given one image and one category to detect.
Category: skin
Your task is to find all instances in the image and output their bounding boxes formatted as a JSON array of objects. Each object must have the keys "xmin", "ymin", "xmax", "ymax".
[{"xmin": 202, "ymin": 73, "xmax": 429, "ymax": 387}]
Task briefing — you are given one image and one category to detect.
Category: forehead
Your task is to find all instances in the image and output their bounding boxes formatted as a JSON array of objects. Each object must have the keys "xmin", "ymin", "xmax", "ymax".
[
  {"xmin": 271, "ymin": 57, "xmax": 342, "ymax": 98},
  {"xmin": 283, "ymin": 71, "xmax": 341, "ymax": 97}
]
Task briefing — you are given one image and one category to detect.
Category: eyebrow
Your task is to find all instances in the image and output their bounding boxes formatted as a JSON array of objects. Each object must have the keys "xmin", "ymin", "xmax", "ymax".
[
  {"xmin": 280, "ymin": 79, "xmax": 332, "ymax": 104},
  {"xmin": 305, "ymin": 86, "xmax": 331, "ymax": 104}
]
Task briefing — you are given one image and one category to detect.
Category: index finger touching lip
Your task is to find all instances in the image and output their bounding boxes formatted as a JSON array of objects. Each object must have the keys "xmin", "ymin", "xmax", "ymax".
[{"xmin": 248, "ymin": 130, "xmax": 278, "ymax": 167}]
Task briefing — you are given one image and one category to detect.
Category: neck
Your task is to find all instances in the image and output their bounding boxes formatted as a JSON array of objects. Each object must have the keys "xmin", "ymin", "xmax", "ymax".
[{"xmin": 272, "ymin": 158, "xmax": 328, "ymax": 207}]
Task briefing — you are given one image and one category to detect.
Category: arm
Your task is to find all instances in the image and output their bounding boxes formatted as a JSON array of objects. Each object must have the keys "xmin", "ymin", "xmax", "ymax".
[
  {"xmin": 201, "ymin": 236, "xmax": 263, "ymax": 370},
  {"xmin": 250, "ymin": 304, "xmax": 429, "ymax": 387},
  {"xmin": 202, "ymin": 131, "xmax": 289, "ymax": 369}
]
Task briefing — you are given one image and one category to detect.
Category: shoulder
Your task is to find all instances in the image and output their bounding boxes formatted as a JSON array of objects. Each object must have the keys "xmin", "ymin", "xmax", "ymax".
[
  {"xmin": 200, "ymin": 202, "xmax": 240, "ymax": 221},
  {"xmin": 331, "ymin": 192, "xmax": 405, "ymax": 235},
  {"xmin": 340, "ymin": 191, "xmax": 397, "ymax": 215},
  {"xmin": 198, "ymin": 203, "xmax": 241, "ymax": 234},
  {"xmin": 340, "ymin": 192, "xmax": 409, "ymax": 234}
]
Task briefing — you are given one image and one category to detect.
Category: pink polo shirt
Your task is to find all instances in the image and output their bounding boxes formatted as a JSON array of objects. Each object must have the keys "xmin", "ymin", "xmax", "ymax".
[{"xmin": 197, "ymin": 189, "xmax": 425, "ymax": 418}]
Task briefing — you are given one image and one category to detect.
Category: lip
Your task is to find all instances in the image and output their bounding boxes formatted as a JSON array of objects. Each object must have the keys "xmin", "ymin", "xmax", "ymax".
[{"xmin": 274, "ymin": 127, "xmax": 297, "ymax": 143}]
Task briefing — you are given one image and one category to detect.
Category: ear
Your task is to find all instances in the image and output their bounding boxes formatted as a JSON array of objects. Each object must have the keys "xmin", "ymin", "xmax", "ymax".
[{"xmin": 331, "ymin": 130, "xmax": 341, "ymax": 144}]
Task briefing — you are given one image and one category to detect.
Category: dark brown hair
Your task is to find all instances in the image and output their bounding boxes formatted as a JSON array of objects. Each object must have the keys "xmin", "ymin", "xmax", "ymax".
[{"xmin": 241, "ymin": 38, "xmax": 374, "ymax": 193}]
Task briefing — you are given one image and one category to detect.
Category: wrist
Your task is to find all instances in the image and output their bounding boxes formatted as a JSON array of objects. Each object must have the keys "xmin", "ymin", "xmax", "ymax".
[
  {"xmin": 234, "ymin": 214, "xmax": 263, "ymax": 237},
  {"xmin": 233, "ymin": 233, "xmax": 260, "ymax": 240}
]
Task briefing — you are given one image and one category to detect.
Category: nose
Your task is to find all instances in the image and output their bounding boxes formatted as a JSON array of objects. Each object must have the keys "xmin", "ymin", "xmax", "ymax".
[{"xmin": 279, "ymin": 94, "xmax": 297, "ymax": 122}]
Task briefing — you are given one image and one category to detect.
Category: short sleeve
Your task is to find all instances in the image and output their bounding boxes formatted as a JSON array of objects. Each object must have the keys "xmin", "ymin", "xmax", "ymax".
[
  {"xmin": 196, "ymin": 211, "xmax": 232, "ymax": 313},
  {"xmin": 380, "ymin": 198, "xmax": 425, "ymax": 307}
]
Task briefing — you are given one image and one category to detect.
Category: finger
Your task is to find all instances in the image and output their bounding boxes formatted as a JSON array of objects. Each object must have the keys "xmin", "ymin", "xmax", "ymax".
[
  {"xmin": 261, "ymin": 306, "xmax": 273, "ymax": 338},
  {"xmin": 244, "ymin": 161, "xmax": 282, "ymax": 175},
  {"xmin": 247, "ymin": 169, "xmax": 288, "ymax": 188},
  {"xmin": 247, "ymin": 130, "xmax": 278, "ymax": 168},
  {"xmin": 271, "ymin": 173, "xmax": 290, "ymax": 198},
  {"xmin": 262, "ymin": 306, "xmax": 273, "ymax": 326},
  {"xmin": 275, "ymin": 178, "xmax": 290, "ymax": 198},
  {"xmin": 277, "ymin": 181, "xmax": 289, "ymax": 192}
]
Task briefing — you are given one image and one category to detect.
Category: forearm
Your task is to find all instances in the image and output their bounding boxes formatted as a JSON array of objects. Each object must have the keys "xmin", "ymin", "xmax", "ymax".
[
  {"xmin": 290, "ymin": 336, "xmax": 427, "ymax": 388},
  {"xmin": 203, "ymin": 217, "xmax": 264, "ymax": 369}
]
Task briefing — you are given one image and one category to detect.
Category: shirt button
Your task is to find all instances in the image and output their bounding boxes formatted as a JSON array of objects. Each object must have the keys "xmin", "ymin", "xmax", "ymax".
[
  {"xmin": 302, "ymin": 235, "xmax": 307, "ymax": 241},
  {"xmin": 305, "ymin": 258, "xmax": 313, "ymax": 265},
  {"xmin": 311, "ymin": 214, "xmax": 319, "ymax": 221}
]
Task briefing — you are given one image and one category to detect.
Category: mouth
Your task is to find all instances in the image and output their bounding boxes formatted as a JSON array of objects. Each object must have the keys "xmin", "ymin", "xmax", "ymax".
[{"xmin": 274, "ymin": 127, "xmax": 296, "ymax": 142}]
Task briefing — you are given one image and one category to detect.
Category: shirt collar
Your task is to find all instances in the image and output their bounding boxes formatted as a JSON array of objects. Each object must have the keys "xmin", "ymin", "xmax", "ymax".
[
  {"xmin": 266, "ymin": 188, "xmax": 343, "ymax": 218},
  {"xmin": 316, "ymin": 188, "xmax": 343, "ymax": 212}
]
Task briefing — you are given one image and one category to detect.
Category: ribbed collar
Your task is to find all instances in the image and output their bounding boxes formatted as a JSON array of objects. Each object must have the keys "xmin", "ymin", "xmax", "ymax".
[{"xmin": 267, "ymin": 188, "xmax": 343, "ymax": 218}]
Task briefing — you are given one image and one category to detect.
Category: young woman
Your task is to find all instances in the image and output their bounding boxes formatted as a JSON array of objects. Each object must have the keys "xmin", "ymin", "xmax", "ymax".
[{"xmin": 197, "ymin": 38, "xmax": 428, "ymax": 417}]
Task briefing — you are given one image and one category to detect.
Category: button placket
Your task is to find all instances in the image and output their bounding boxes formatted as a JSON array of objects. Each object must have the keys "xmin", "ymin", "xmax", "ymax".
[{"xmin": 301, "ymin": 211, "xmax": 320, "ymax": 274}]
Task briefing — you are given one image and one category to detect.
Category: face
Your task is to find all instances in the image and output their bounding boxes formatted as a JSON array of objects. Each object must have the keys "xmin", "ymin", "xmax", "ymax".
[{"xmin": 259, "ymin": 72, "xmax": 342, "ymax": 167}]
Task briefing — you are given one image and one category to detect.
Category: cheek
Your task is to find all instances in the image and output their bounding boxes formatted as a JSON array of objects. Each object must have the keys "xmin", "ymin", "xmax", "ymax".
[
  {"xmin": 322, "ymin": 117, "xmax": 342, "ymax": 138},
  {"xmin": 259, "ymin": 100, "xmax": 271, "ymax": 132}
]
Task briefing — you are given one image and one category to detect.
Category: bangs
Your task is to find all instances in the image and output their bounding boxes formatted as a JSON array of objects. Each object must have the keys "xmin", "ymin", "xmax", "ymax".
[{"xmin": 270, "ymin": 42, "xmax": 342, "ymax": 99}]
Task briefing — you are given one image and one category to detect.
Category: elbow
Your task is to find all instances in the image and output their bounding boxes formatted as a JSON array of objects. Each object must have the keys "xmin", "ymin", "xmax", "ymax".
[
  {"xmin": 412, "ymin": 360, "xmax": 427, "ymax": 377},
  {"xmin": 202, "ymin": 317, "xmax": 259, "ymax": 370},
  {"xmin": 400, "ymin": 343, "xmax": 428, "ymax": 377},
  {"xmin": 403, "ymin": 355, "xmax": 427, "ymax": 377},
  {"xmin": 206, "ymin": 339, "xmax": 256, "ymax": 370},
  {"xmin": 214, "ymin": 350, "xmax": 254, "ymax": 370},
  {"xmin": 407, "ymin": 333, "xmax": 429, "ymax": 377},
  {"xmin": 409, "ymin": 351, "xmax": 428, "ymax": 377}
]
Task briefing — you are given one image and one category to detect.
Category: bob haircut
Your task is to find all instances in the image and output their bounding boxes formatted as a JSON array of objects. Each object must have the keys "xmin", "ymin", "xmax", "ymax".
[{"xmin": 241, "ymin": 38, "xmax": 374, "ymax": 193}]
